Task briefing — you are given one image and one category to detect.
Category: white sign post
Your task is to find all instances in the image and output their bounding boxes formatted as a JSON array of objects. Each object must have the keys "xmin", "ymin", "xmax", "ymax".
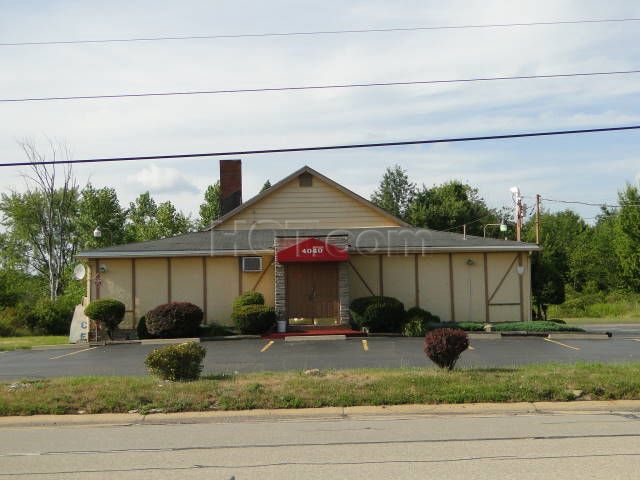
[{"xmin": 69, "ymin": 304, "xmax": 90, "ymax": 344}]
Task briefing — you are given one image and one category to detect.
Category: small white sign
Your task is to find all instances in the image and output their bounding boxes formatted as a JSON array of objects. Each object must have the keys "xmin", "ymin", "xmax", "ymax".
[{"xmin": 69, "ymin": 304, "xmax": 90, "ymax": 344}]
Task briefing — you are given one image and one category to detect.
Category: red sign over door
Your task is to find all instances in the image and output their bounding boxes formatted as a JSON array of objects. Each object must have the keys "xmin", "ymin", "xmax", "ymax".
[{"xmin": 276, "ymin": 238, "xmax": 349, "ymax": 263}]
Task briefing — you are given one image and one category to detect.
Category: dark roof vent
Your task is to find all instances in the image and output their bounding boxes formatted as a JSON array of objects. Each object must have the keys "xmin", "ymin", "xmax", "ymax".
[{"xmin": 299, "ymin": 172, "xmax": 313, "ymax": 187}]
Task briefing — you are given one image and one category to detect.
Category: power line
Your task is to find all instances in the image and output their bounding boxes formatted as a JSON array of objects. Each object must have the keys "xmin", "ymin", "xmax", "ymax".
[
  {"xmin": 2, "ymin": 69, "xmax": 639, "ymax": 103},
  {"xmin": 1, "ymin": 124, "xmax": 638, "ymax": 168},
  {"xmin": 540, "ymin": 197, "xmax": 640, "ymax": 208},
  {"xmin": 2, "ymin": 17, "xmax": 639, "ymax": 46}
]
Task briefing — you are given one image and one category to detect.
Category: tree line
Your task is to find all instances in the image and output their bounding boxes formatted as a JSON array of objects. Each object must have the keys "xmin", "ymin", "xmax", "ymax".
[
  {"xmin": 1, "ymin": 146, "xmax": 638, "ymax": 335},
  {"xmin": 370, "ymin": 165, "xmax": 640, "ymax": 318}
]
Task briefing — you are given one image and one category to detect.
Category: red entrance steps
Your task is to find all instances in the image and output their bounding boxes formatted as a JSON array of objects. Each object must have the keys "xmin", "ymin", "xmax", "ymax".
[{"xmin": 263, "ymin": 327, "xmax": 365, "ymax": 339}]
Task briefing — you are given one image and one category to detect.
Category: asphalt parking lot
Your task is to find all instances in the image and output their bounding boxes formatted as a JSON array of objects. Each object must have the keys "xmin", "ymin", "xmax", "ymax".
[{"xmin": 2, "ymin": 330, "xmax": 640, "ymax": 380}]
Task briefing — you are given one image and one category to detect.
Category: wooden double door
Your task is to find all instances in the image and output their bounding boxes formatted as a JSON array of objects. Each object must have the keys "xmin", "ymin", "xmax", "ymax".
[{"xmin": 285, "ymin": 262, "xmax": 340, "ymax": 324}]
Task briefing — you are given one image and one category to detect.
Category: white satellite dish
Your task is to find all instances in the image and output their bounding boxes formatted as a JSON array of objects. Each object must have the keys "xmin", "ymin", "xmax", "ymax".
[{"xmin": 73, "ymin": 264, "xmax": 86, "ymax": 280}]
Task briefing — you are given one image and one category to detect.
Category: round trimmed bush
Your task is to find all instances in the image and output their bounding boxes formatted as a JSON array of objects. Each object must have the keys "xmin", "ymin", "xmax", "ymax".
[
  {"xmin": 424, "ymin": 328, "xmax": 469, "ymax": 370},
  {"xmin": 362, "ymin": 301, "xmax": 405, "ymax": 333},
  {"xmin": 405, "ymin": 306, "xmax": 440, "ymax": 324},
  {"xmin": 145, "ymin": 342, "xmax": 206, "ymax": 381},
  {"xmin": 84, "ymin": 299, "xmax": 125, "ymax": 335},
  {"xmin": 145, "ymin": 302, "xmax": 203, "ymax": 338},
  {"xmin": 232, "ymin": 291, "xmax": 265, "ymax": 311},
  {"xmin": 350, "ymin": 296, "xmax": 404, "ymax": 330},
  {"xmin": 232, "ymin": 304, "xmax": 276, "ymax": 334}
]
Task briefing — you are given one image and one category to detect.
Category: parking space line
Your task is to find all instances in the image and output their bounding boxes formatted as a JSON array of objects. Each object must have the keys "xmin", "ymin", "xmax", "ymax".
[
  {"xmin": 361, "ymin": 339, "xmax": 369, "ymax": 352},
  {"xmin": 544, "ymin": 338, "xmax": 580, "ymax": 351},
  {"xmin": 49, "ymin": 347, "xmax": 98, "ymax": 360},
  {"xmin": 260, "ymin": 340, "xmax": 274, "ymax": 353}
]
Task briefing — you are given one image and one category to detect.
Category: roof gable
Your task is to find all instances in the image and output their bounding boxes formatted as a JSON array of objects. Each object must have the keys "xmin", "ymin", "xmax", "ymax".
[{"xmin": 211, "ymin": 166, "xmax": 408, "ymax": 230}]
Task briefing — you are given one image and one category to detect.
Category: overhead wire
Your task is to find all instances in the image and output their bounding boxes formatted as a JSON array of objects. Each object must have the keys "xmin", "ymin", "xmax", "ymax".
[
  {"xmin": 1, "ymin": 124, "xmax": 636, "ymax": 168},
  {"xmin": 3, "ymin": 69, "xmax": 640, "ymax": 103},
  {"xmin": 2, "ymin": 17, "xmax": 639, "ymax": 46}
]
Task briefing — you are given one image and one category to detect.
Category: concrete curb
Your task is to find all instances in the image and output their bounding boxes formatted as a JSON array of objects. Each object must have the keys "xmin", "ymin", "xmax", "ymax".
[
  {"xmin": 30, "ymin": 344, "xmax": 88, "ymax": 351},
  {"xmin": 139, "ymin": 338, "xmax": 201, "ymax": 346},
  {"xmin": 2, "ymin": 400, "xmax": 640, "ymax": 428},
  {"xmin": 201, "ymin": 335, "xmax": 261, "ymax": 341},
  {"xmin": 285, "ymin": 335, "xmax": 347, "ymax": 342}
]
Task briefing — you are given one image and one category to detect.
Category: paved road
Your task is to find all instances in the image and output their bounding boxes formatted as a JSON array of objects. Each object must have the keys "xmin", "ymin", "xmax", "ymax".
[
  {"xmin": 2, "ymin": 410, "xmax": 640, "ymax": 478},
  {"xmin": 2, "ymin": 335, "xmax": 640, "ymax": 379}
]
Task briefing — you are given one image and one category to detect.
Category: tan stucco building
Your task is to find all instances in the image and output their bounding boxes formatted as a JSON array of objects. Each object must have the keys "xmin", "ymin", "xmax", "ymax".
[{"xmin": 77, "ymin": 161, "xmax": 539, "ymax": 330}]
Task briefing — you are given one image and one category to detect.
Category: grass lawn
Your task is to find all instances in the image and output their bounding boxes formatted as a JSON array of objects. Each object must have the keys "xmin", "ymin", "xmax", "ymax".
[
  {"xmin": 562, "ymin": 317, "xmax": 640, "ymax": 325},
  {"xmin": 2, "ymin": 363, "xmax": 640, "ymax": 416},
  {"xmin": 0, "ymin": 336, "xmax": 69, "ymax": 352}
]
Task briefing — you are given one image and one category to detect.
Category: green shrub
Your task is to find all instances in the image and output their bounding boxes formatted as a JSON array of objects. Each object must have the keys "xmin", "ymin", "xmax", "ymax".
[
  {"xmin": 0, "ymin": 317, "xmax": 15, "ymax": 337},
  {"xmin": 350, "ymin": 296, "xmax": 404, "ymax": 330},
  {"xmin": 361, "ymin": 301, "xmax": 405, "ymax": 333},
  {"xmin": 424, "ymin": 328, "xmax": 469, "ymax": 370},
  {"xmin": 145, "ymin": 302, "xmax": 203, "ymax": 338},
  {"xmin": 144, "ymin": 342, "xmax": 206, "ymax": 381},
  {"xmin": 232, "ymin": 305, "xmax": 276, "ymax": 334},
  {"xmin": 405, "ymin": 306, "xmax": 440, "ymax": 323},
  {"xmin": 32, "ymin": 298, "xmax": 75, "ymax": 335},
  {"xmin": 232, "ymin": 292, "xmax": 265, "ymax": 311},
  {"xmin": 199, "ymin": 323, "xmax": 235, "ymax": 337},
  {"xmin": 492, "ymin": 321, "xmax": 584, "ymax": 332},
  {"xmin": 136, "ymin": 316, "xmax": 153, "ymax": 340},
  {"xmin": 403, "ymin": 307, "xmax": 440, "ymax": 337},
  {"xmin": 84, "ymin": 299, "xmax": 125, "ymax": 336}
]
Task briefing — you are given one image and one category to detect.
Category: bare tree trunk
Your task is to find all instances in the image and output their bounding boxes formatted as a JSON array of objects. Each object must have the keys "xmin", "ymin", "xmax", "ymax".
[{"xmin": 20, "ymin": 140, "xmax": 77, "ymax": 300}]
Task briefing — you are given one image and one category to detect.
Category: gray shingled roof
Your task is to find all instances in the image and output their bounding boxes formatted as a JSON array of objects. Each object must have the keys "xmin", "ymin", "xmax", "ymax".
[{"xmin": 77, "ymin": 227, "xmax": 539, "ymax": 258}]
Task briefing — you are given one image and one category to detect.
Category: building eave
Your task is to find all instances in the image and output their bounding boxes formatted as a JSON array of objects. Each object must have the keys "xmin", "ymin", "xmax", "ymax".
[{"xmin": 77, "ymin": 249, "xmax": 274, "ymax": 259}]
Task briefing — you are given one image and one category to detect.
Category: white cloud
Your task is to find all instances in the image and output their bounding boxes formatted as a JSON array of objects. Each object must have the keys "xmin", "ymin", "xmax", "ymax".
[
  {"xmin": 127, "ymin": 164, "xmax": 199, "ymax": 194},
  {"xmin": 1, "ymin": 0, "xmax": 640, "ymax": 219}
]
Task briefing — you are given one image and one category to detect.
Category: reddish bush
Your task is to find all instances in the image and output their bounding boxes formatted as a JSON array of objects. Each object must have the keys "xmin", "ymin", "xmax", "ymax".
[
  {"xmin": 424, "ymin": 328, "xmax": 469, "ymax": 370},
  {"xmin": 145, "ymin": 302, "xmax": 203, "ymax": 338}
]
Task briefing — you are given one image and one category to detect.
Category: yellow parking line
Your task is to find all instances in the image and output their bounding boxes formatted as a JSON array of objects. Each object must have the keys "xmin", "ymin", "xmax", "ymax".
[
  {"xmin": 361, "ymin": 339, "xmax": 369, "ymax": 352},
  {"xmin": 49, "ymin": 347, "xmax": 97, "ymax": 360},
  {"xmin": 260, "ymin": 340, "xmax": 274, "ymax": 353},
  {"xmin": 544, "ymin": 338, "xmax": 580, "ymax": 351}
]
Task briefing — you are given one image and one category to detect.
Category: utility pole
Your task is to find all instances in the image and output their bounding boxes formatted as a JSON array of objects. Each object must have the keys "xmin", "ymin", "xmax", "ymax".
[
  {"xmin": 535, "ymin": 194, "xmax": 541, "ymax": 244},
  {"xmin": 510, "ymin": 187, "xmax": 524, "ymax": 241}
]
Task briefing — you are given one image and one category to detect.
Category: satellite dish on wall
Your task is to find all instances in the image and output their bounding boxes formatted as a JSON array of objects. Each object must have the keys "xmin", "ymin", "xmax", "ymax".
[{"xmin": 73, "ymin": 264, "xmax": 86, "ymax": 280}]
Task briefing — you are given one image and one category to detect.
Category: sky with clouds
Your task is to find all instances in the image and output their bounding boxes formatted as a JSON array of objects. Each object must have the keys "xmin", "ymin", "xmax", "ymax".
[{"xmin": 1, "ymin": 0, "xmax": 639, "ymax": 225}]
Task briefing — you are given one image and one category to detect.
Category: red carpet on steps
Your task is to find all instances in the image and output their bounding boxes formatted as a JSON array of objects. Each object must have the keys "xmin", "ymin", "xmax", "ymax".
[{"xmin": 263, "ymin": 328, "xmax": 365, "ymax": 339}]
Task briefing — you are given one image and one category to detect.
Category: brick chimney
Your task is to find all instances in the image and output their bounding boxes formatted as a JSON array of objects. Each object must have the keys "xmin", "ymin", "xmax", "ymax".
[{"xmin": 220, "ymin": 159, "xmax": 242, "ymax": 215}]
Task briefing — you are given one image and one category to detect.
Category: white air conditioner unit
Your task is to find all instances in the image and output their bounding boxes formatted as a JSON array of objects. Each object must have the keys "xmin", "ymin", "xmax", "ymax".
[{"xmin": 242, "ymin": 256, "xmax": 262, "ymax": 272}]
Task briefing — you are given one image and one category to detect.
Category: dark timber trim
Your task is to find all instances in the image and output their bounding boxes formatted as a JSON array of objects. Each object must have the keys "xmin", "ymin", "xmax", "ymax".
[
  {"xmin": 448, "ymin": 253, "xmax": 455, "ymax": 322},
  {"xmin": 131, "ymin": 258, "xmax": 136, "ymax": 328},
  {"xmin": 483, "ymin": 253, "xmax": 490, "ymax": 323},
  {"xmin": 167, "ymin": 257, "xmax": 172, "ymax": 302}
]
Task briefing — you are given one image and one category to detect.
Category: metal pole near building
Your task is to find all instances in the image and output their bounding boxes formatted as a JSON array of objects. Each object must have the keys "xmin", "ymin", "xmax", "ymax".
[
  {"xmin": 510, "ymin": 187, "xmax": 523, "ymax": 241},
  {"xmin": 535, "ymin": 194, "xmax": 541, "ymax": 244}
]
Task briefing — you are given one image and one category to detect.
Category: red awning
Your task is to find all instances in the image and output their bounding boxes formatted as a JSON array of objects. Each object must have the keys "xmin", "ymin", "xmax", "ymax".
[{"xmin": 276, "ymin": 238, "xmax": 349, "ymax": 263}]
